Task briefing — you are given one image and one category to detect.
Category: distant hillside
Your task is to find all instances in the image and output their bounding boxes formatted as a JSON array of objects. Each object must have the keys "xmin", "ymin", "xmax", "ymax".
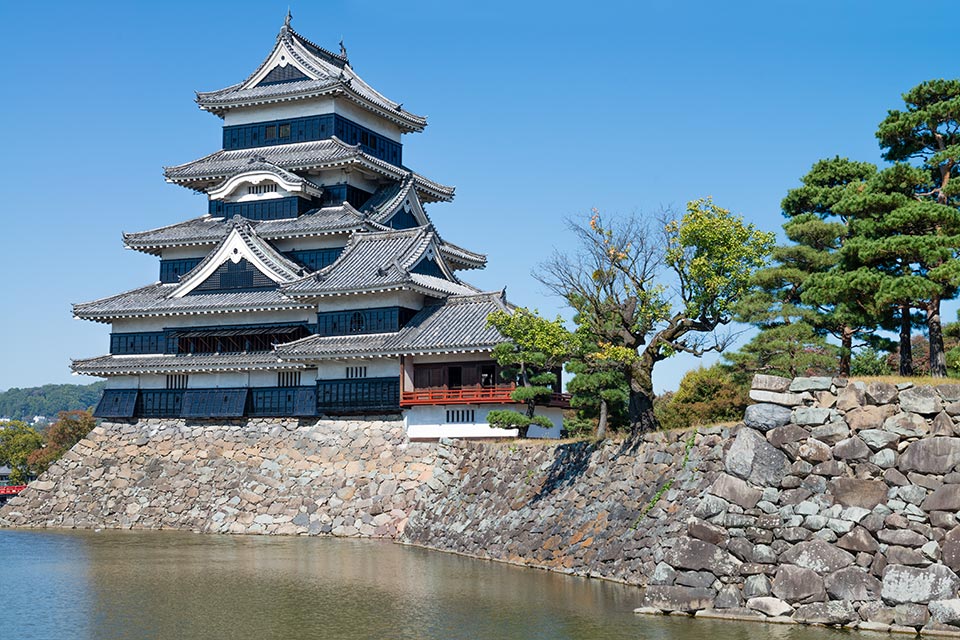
[{"xmin": 0, "ymin": 382, "xmax": 105, "ymax": 422}]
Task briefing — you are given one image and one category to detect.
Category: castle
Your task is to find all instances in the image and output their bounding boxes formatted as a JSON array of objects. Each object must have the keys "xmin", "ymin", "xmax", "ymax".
[{"xmin": 73, "ymin": 15, "xmax": 567, "ymax": 438}]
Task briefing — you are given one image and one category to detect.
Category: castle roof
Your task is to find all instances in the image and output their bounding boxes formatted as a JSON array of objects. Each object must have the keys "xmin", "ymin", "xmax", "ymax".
[
  {"xmin": 275, "ymin": 292, "xmax": 512, "ymax": 359},
  {"xmin": 72, "ymin": 283, "xmax": 316, "ymax": 324},
  {"xmin": 163, "ymin": 137, "xmax": 453, "ymax": 202},
  {"xmin": 281, "ymin": 227, "xmax": 479, "ymax": 298},
  {"xmin": 72, "ymin": 352, "xmax": 305, "ymax": 376},
  {"xmin": 195, "ymin": 18, "xmax": 427, "ymax": 133}
]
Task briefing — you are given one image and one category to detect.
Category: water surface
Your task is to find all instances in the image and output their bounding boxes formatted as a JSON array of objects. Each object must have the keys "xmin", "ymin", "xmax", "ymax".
[{"xmin": 1, "ymin": 529, "xmax": 845, "ymax": 639}]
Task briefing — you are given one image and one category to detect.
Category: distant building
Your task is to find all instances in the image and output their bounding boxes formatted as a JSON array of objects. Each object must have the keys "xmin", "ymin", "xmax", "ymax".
[{"xmin": 73, "ymin": 15, "xmax": 567, "ymax": 438}]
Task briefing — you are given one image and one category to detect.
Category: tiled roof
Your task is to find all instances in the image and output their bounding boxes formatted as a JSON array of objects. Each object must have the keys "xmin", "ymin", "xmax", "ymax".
[
  {"xmin": 172, "ymin": 219, "xmax": 305, "ymax": 294},
  {"xmin": 276, "ymin": 292, "xmax": 511, "ymax": 359},
  {"xmin": 163, "ymin": 137, "xmax": 453, "ymax": 202},
  {"xmin": 281, "ymin": 227, "xmax": 479, "ymax": 297},
  {"xmin": 73, "ymin": 283, "xmax": 315, "ymax": 323},
  {"xmin": 72, "ymin": 352, "xmax": 304, "ymax": 376},
  {"xmin": 122, "ymin": 207, "xmax": 367, "ymax": 254},
  {"xmin": 195, "ymin": 23, "xmax": 426, "ymax": 132}
]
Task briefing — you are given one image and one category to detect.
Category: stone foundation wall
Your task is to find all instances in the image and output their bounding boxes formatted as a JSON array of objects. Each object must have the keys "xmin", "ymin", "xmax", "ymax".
[
  {"xmin": 401, "ymin": 428, "xmax": 727, "ymax": 583},
  {"xmin": 10, "ymin": 376, "xmax": 960, "ymax": 634},
  {"xmin": 1, "ymin": 418, "xmax": 436, "ymax": 537}
]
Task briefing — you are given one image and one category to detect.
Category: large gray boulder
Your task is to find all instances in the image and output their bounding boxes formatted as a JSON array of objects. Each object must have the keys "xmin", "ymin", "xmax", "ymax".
[
  {"xmin": 780, "ymin": 539, "xmax": 855, "ymax": 574},
  {"xmin": 708, "ymin": 473, "xmax": 761, "ymax": 509},
  {"xmin": 899, "ymin": 386, "xmax": 943, "ymax": 415},
  {"xmin": 743, "ymin": 403, "xmax": 792, "ymax": 432},
  {"xmin": 664, "ymin": 538, "xmax": 741, "ymax": 577},
  {"xmin": 899, "ymin": 437, "xmax": 960, "ymax": 474},
  {"xmin": 792, "ymin": 601, "xmax": 857, "ymax": 625},
  {"xmin": 749, "ymin": 390, "xmax": 805, "ymax": 406},
  {"xmin": 929, "ymin": 599, "xmax": 960, "ymax": 626},
  {"xmin": 746, "ymin": 596, "xmax": 793, "ymax": 617},
  {"xmin": 790, "ymin": 377, "xmax": 834, "ymax": 392},
  {"xmin": 829, "ymin": 478, "xmax": 888, "ymax": 509},
  {"xmin": 883, "ymin": 412, "xmax": 930, "ymax": 438},
  {"xmin": 725, "ymin": 427, "xmax": 791, "ymax": 487},
  {"xmin": 793, "ymin": 407, "xmax": 833, "ymax": 426},
  {"xmin": 825, "ymin": 566, "xmax": 882, "ymax": 601},
  {"xmin": 867, "ymin": 382, "xmax": 899, "ymax": 405},
  {"xmin": 923, "ymin": 485, "xmax": 960, "ymax": 512},
  {"xmin": 941, "ymin": 527, "xmax": 960, "ymax": 573},
  {"xmin": 752, "ymin": 374, "xmax": 791, "ymax": 393},
  {"xmin": 859, "ymin": 429, "xmax": 900, "ymax": 451},
  {"xmin": 881, "ymin": 564, "xmax": 960, "ymax": 604},
  {"xmin": 771, "ymin": 565, "xmax": 826, "ymax": 603},
  {"xmin": 643, "ymin": 585, "xmax": 716, "ymax": 612}
]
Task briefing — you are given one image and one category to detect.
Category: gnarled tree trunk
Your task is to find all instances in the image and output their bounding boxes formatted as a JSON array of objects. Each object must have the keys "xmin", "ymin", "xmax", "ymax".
[
  {"xmin": 927, "ymin": 296, "xmax": 947, "ymax": 377},
  {"xmin": 628, "ymin": 352, "xmax": 658, "ymax": 435},
  {"xmin": 900, "ymin": 304, "xmax": 914, "ymax": 377},
  {"xmin": 596, "ymin": 398, "xmax": 609, "ymax": 439}
]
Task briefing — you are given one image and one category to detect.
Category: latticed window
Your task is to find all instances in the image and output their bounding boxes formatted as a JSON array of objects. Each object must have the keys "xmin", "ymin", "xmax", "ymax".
[
  {"xmin": 247, "ymin": 183, "xmax": 278, "ymax": 195},
  {"xmin": 346, "ymin": 366, "xmax": 367, "ymax": 379},
  {"xmin": 446, "ymin": 409, "xmax": 476, "ymax": 423},
  {"xmin": 278, "ymin": 371, "xmax": 301, "ymax": 387},
  {"xmin": 166, "ymin": 374, "xmax": 188, "ymax": 390}
]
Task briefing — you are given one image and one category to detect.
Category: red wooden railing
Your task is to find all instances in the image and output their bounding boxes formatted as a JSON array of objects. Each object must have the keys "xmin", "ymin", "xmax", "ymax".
[
  {"xmin": 400, "ymin": 386, "xmax": 571, "ymax": 408},
  {"xmin": 0, "ymin": 485, "xmax": 26, "ymax": 496}
]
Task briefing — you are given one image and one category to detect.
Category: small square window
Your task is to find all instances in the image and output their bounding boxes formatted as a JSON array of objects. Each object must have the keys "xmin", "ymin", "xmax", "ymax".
[
  {"xmin": 278, "ymin": 123, "xmax": 291, "ymax": 138},
  {"xmin": 264, "ymin": 125, "xmax": 277, "ymax": 140}
]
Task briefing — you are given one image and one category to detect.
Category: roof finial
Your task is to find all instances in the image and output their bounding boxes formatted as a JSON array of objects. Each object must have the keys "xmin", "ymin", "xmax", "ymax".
[
  {"xmin": 284, "ymin": 8, "xmax": 292, "ymax": 29},
  {"xmin": 339, "ymin": 38, "xmax": 348, "ymax": 59}
]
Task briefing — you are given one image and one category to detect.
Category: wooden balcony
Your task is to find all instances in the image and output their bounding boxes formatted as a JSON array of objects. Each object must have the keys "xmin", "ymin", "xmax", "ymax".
[{"xmin": 400, "ymin": 386, "xmax": 571, "ymax": 408}]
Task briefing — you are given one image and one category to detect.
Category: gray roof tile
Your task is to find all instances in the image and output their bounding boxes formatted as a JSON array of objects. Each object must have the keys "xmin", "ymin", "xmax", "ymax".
[
  {"xmin": 163, "ymin": 138, "xmax": 453, "ymax": 202},
  {"xmin": 72, "ymin": 352, "xmax": 303, "ymax": 376},
  {"xmin": 73, "ymin": 284, "xmax": 315, "ymax": 323},
  {"xmin": 195, "ymin": 24, "xmax": 426, "ymax": 132},
  {"xmin": 282, "ymin": 227, "xmax": 478, "ymax": 297},
  {"xmin": 276, "ymin": 292, "xmax": 511, "ymax": 359}
]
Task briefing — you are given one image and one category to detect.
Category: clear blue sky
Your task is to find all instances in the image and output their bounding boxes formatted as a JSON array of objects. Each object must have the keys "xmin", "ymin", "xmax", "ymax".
[{"xmin": 0, "ymin": 0, "xmax": 956, "ymax": 392}]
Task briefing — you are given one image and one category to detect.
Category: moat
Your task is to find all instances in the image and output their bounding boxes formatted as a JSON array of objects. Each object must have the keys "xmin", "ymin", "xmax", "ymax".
[{"xmin": 2, "ymin": 529, "xmax": 844, "ymax": 640}]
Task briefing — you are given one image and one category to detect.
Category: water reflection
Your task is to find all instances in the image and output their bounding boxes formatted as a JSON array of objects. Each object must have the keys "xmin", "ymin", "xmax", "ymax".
[{"xmin": 0, "ymin": 531, "xmax": 850, "ymax": 640}]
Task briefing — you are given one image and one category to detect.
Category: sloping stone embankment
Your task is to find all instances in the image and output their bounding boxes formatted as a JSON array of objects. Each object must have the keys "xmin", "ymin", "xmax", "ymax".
[{"xmin": 1, "ymin": 418, "xmax": 436, "ymax": 537}]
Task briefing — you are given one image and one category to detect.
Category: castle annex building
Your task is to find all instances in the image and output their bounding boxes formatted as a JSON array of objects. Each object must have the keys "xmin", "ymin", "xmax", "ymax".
[{"xmin": 74, "ymin": 16, "xmax": 567, "ymax": 438}]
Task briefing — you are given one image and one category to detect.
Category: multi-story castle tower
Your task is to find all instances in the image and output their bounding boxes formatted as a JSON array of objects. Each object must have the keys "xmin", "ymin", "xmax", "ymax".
[{"xmin": 73, "ymin": 16, "xmax": 567, "ymax": 438}]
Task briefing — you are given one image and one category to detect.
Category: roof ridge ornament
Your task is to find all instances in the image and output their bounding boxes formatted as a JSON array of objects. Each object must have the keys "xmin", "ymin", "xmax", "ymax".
[
  {"xmin": 284, "ymin": 9, "xmax": 292, "ymax": 29},
  {"xmin": 339, "ymin": 38, "xmax": 348, "ymax": 61}
]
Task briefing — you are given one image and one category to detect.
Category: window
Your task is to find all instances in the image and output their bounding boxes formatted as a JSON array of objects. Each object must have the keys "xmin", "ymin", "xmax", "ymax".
[
  {"xmin": 247, "ymin": 183, "xmax": 278, "ymax": 195},
  {"xmin": 166, "ymin": 374, "xmax": 188, "ymax": 390},
  {"xmin": 446, "ymin": 409, "xmax": 476, "ymax": 423},
  {"xmin": 349, "ymin": 311, "xmax": 366, "ymax": 333},
  {"xmin": 278, "ymin": 123, "xmax": 291, "ymax": 138},
  {"xmin": 264, "ymin": 125, "xmax": 277, "ymax": 140},
  {"xmin": 278, "ymin": 371, "xmax": 301, "ymax": 387},
  {"xmin": 480, "ymin": 365, "xmax": 496, "ymax": 388},
  {"xmin": 346, "ymin": 366, "xmax": 367, "ymax": 379}
]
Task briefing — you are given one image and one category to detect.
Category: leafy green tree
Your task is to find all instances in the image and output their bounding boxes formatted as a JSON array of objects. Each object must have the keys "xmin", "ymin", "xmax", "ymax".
[
  {"xmin": 26, "ymin": 410, "xmax": 96, "ymax": 477},
  {"xmin": 539, "ymin": 199, "xmax": 774, "ymax": 434},
  {"xmin": 654, "ymin": 364, "xmax": 749, "ymax": 431},
  {"xmin": 565, "ymin": 338, "xmax": 629, "ymax": 439},
  {"xmin": 774, "ymin": 157, "xmax": 882, "ymax": 375},
  {"xmin": 724, "ymin": 322, "xmax": 838, "ymax": 384},
  {"xmin": 870, "ymin": 80, "xmax": 960, "ymax": 376},
  {"xmin": 851, "ymin": 347, "xmax": 894, "ymax": 376},
  {"xmin": 486, "ymin": 308, "xmax": 571, "ymax": 437},
  {"xmin": 0, "ymin": 421, "xmax": 44, "ymax": 484},
  {"xmin": 843, "ymin": 163, "xmax": 960, "ymax": 377}
]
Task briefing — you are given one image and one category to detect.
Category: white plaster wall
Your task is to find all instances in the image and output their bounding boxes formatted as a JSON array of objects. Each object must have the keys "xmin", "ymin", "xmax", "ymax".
[
  {"xmin": 403, "ymin": 404, "xmax": 563, "ymax": 440},
  {"xmin": 139, "ymin": 374, "xmax": 167, "ymax": 389},
  {"xmin": 270, "ymin": 234, "xmax": 350, "ymax": 252},
  {"xmin": 304, "ymin": 169, "xmax": 382, "ymax": 193},
  {"xmin": 160, "ymin": 246, "xmax": 214, "ymax": 261},
  {"xmin": 314, "ymin": 290, "xmax": 422, "ymax": 313},
  {"xmin": 222, "ymin": 99, "xmax": 403, "ymax": 143},
  {"xmin": 315, "ymin": 358, "xmax": 398, "ymax": 380},
  {"xmin": 187, "ymin": 372, "xmax": 249, "ymax": 389},
  {"xmin": 111, "ymin": 310, "xmax": 316, "ymax": 333},
  {"xmin": 103, "ymin": 376, "xmax": 139, "ymax": 389}
]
